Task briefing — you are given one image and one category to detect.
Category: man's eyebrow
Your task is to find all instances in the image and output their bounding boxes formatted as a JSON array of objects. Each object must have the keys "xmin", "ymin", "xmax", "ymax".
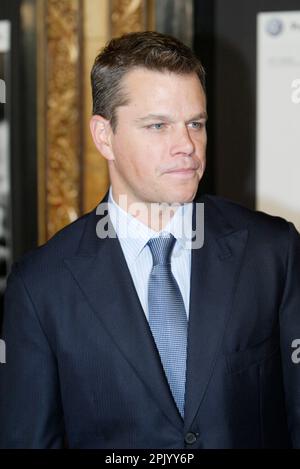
[
  {"xmin": 134, "ymin": 112, "xmax": 208, "ymax": 124},
  {"xmin": 188, "ymin": 112, "xmax": 208, "ymax": 121},
  {"xmin": 134, "ymin": 114, "xmax": 174, "ymax": 124}
]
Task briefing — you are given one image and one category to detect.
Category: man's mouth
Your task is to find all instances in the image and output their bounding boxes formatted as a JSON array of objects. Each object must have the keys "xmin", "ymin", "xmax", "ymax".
[{"xmin": 164, "ymin": 167, "xmax": 198, "ymax": 177}]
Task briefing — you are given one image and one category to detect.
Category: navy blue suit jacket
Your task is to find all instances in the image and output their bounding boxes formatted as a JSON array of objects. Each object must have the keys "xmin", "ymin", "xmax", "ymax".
[{"xmin": 0, "ymin": 194, "xmax": 300, "ymax": 448}]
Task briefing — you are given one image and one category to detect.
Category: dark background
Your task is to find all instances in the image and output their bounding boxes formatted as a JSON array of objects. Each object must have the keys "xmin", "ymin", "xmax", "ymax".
[
  {"xmin": 0, "ymin": 0, "xmax": 38, "ymax": 262},
  {"xmin": 0, "ymin": 0, "xmax": 37, "ymax": 330}
]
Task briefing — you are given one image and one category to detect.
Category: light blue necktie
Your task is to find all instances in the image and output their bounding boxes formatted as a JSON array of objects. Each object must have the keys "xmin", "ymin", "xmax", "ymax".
[{"xmin": 147, "ymin": 234, "xmax": 188, "ymax": 417}]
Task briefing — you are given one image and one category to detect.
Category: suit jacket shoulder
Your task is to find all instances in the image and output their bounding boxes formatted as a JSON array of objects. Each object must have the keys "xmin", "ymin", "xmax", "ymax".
[{"xmin": 202, "ymin": 193, "xmax": 295, "ymax": 244}]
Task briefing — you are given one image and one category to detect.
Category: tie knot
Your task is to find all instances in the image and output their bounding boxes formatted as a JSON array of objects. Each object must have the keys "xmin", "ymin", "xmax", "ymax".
[{"xmin": 147, "ymin": 234, "xmax": 176, "ymax": 266}]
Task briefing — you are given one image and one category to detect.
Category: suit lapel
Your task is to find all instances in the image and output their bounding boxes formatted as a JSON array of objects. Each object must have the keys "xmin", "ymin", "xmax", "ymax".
[
  {"xmin": 184, "ymin": 196, "xmax": 248, "ymax": 432},
  {"xmin": 64, "ymin": 205, "xmax": 183, "ymax": 431}
]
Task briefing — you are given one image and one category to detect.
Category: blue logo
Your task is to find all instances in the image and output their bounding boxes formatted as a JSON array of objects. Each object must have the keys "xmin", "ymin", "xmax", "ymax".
[{"xmin": 265, "ymin": 18, "xmax": 284, "ymax": 36}]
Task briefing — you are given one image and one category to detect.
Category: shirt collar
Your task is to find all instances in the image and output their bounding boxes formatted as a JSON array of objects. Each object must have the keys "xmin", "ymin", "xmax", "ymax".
[{"xmin": 108, "ymin": 186, "xmax": 193, "ymax": 263}]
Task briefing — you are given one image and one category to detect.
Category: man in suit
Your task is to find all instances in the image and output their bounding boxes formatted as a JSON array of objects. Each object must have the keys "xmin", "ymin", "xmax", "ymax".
[{"xmin": 0, "ymin": 31, "xmax": 300, "ymax": 449}]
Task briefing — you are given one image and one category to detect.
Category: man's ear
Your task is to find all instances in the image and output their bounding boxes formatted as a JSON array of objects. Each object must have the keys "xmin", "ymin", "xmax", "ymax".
[{"xmin": 89, "ymin": 115, "xmax": 115, "ymax": 161}]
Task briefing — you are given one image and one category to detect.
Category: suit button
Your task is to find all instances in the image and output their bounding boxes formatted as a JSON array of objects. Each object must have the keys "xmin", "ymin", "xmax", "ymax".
[{"xmin": 185, "ymin": 432, "xmax": 197, "ymax": 445}]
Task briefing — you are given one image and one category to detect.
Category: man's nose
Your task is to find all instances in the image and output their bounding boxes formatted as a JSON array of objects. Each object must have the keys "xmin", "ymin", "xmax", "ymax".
[{"xmin": 170, "ymin": 125, "xmax": 195, "ymax": 156}]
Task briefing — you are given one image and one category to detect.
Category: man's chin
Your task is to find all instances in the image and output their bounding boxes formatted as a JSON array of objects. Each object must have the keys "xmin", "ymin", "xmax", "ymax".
[{"xmin": 164, "ymin": 186, "xmax": 199, "ymax": 205}]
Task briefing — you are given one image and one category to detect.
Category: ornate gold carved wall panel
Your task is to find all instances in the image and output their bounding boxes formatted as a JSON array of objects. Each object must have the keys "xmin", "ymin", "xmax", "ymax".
[
  {"xmin": 38, "ymin": 0, "xmax": 82, "ymax": 243},
  {"xmin": 111, "ymin": 0, "xmax": 144, "ymax": 36},
  {"xmin": 111, "ymin": 0, "xmax": 155, "ymax": 36}
]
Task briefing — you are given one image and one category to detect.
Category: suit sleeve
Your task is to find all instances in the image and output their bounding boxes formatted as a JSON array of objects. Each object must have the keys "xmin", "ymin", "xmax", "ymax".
[
  {"xmin": 280, "ymin": 222, "xmax": 300, "ymax": 448},
  {"xmin": 0, "ymin": 264, "xmax": 65, "ymax": 448}
]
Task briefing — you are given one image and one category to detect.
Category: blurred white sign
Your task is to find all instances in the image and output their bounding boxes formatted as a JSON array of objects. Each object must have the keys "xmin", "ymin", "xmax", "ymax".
[
  {"xmin": 0, "ymin": 21, "xmax": 10, "ymax": 53},
  {"xmin": 256, "ymin": 11, "xmax": 300, "ymax": 232}
]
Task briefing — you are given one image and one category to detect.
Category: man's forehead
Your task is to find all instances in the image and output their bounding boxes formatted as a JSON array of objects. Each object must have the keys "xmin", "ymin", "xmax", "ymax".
[
  {"xmin": 121, "ymin": 66, "xmax": 203, "ymax": 89},
  {"xmin": 120, "ymin": 68, "xmax": 205, "ymax": 107},
  {"xmin": 116, "ymin": 68, "xmax": 206, "ymax": 120}
]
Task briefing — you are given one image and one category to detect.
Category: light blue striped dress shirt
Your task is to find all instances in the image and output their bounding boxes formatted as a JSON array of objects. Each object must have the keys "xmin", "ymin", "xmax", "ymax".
[{"xmin": 108, "ymin": 187, "xmax": 193, "ymax": 320}]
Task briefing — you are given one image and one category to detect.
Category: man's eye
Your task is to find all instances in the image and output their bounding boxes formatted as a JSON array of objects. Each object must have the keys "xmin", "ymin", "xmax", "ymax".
[
  {"xmin": 189, "ymin": 121, "xmax": 204, "ymax": 130},
  {"xmin": 149, "ymin": 123, "xmax": 165, "ymax": 130}
]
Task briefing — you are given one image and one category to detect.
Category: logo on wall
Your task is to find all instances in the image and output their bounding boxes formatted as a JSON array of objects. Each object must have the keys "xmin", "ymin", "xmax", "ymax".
[{"xmin": 265, "ymin": 18, "xmax": 284, "ymax": 36}]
